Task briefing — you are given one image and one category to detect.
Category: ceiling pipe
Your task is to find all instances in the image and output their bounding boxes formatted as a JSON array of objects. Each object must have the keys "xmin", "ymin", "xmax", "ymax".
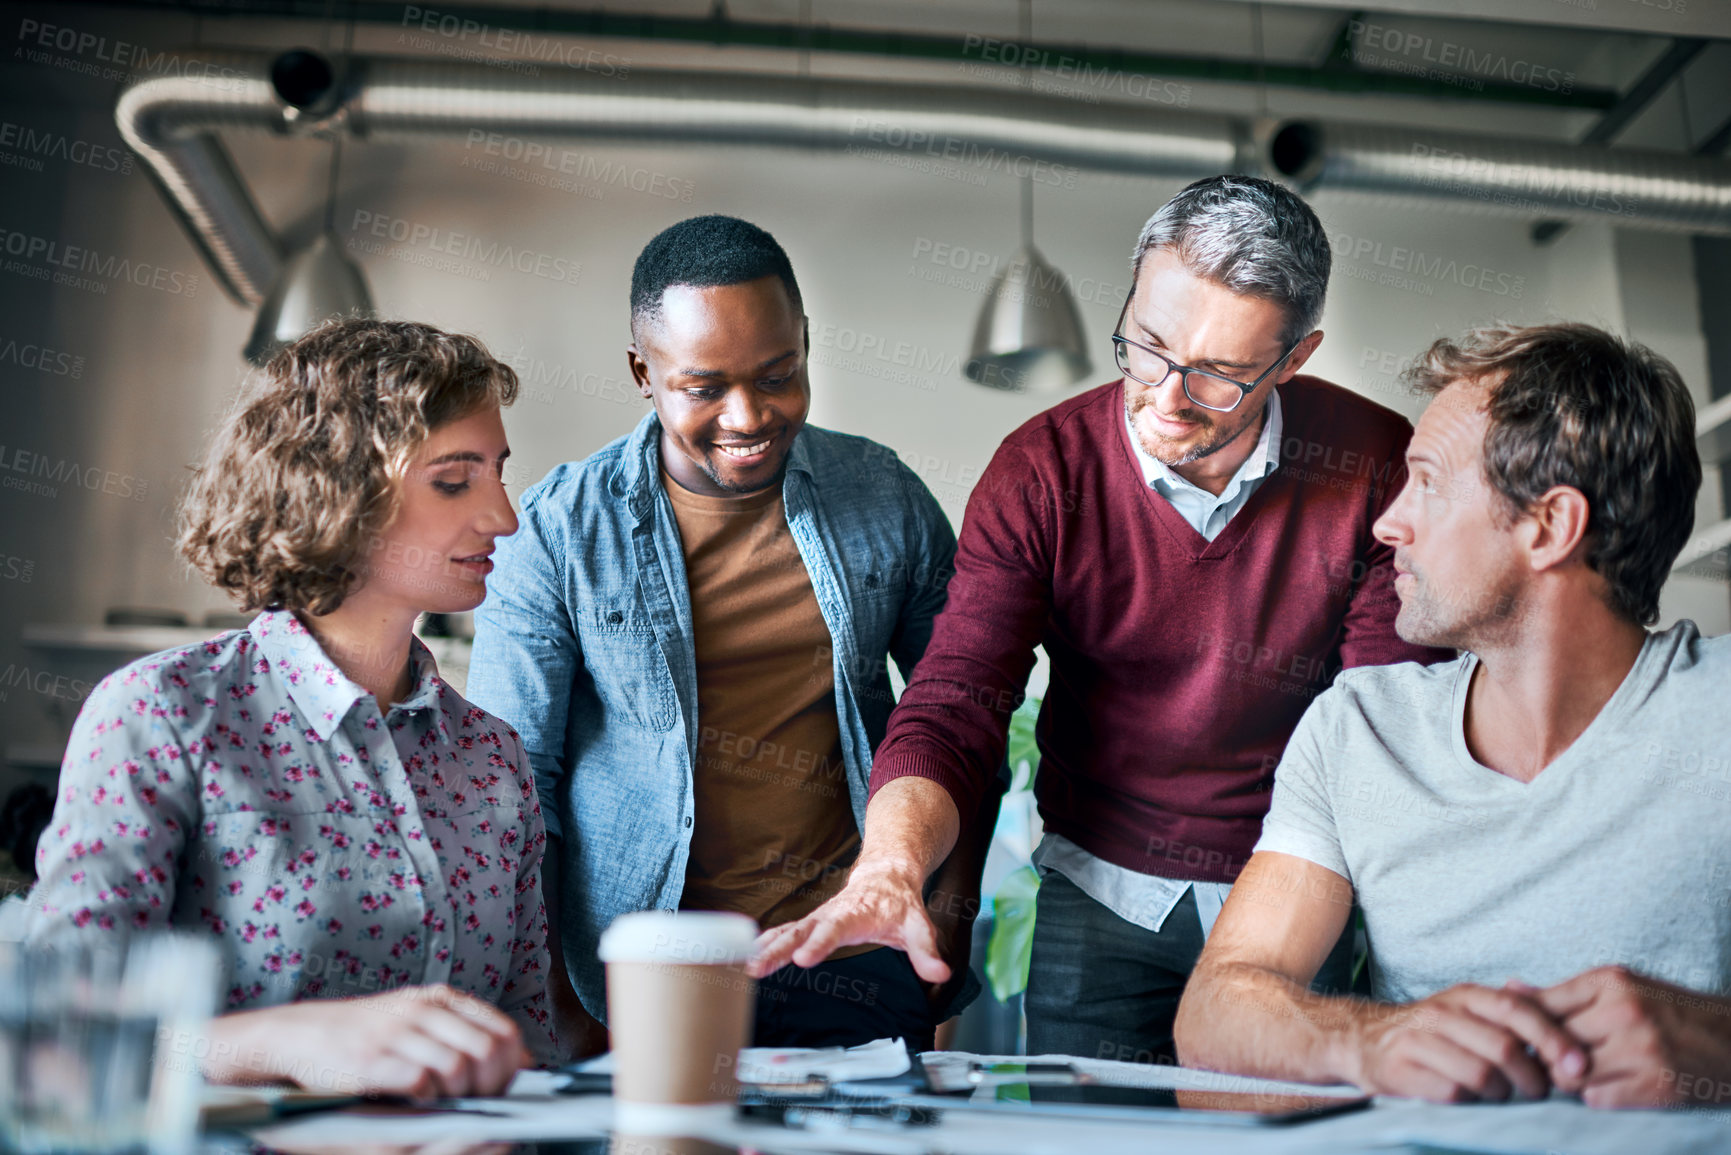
[
  {"xmin": 116, "ymin": 49, "xmax": 1731, "ymax": 311},
  {"xmin": 1269, "ymin": 119, "xmax": 1731, "ymax": 236},
  {"xmin": 114, "ymin": 49, "xmax": 1245, "ymax": 308}
]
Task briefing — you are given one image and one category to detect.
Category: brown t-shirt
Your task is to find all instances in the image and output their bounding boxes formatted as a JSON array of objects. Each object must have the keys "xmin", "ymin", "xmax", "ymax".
[{"xmin": 663, "ymin": 471, "xmax": 869, "ymax": 948}]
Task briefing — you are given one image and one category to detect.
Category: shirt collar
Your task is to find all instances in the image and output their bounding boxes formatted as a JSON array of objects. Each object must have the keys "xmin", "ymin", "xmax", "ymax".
[
  {"xmin": 249, "ymin": 610, "xmax": 444, "ymax": 741},
  {"xmin": 1125, "ymin": 386, "xmax": 1284, "ymax": 496},
  {"xmin": 620, "ymin": 410, "xmax": 814, "ymax": 523}
]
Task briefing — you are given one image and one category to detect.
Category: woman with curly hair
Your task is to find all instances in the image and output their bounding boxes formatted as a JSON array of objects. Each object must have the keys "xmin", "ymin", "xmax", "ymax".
[{"xmin": 26, "ymin": 318, "xmax": 555, "ymax": 1096}]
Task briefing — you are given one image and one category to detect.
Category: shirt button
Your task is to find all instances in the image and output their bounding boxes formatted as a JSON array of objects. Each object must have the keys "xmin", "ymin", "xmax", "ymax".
[{"xmin": 683, "ymin": 815, "xmax": 693, "ymax": 828}]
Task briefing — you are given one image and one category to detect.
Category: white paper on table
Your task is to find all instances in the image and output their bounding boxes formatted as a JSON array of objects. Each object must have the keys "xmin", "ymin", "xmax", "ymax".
[{"xmin": 736, "ymin": 1036, "xmax": 911, "ymax": 1086}]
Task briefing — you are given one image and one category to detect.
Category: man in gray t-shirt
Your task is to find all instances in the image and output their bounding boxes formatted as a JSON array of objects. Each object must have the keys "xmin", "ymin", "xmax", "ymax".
[
  {"xmin": 1175, "ymin": 323, "xmax": 1731, "ymax": 1110},
  {"xmin": 1259, "ymin": 621, "xmax": 1731, "ymax": 1005}
]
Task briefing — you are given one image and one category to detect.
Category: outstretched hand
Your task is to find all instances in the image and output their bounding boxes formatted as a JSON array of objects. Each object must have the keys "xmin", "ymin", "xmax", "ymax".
[{"xmin": 748, "ymin": 861, "xmax": 950, "ymax": 982}]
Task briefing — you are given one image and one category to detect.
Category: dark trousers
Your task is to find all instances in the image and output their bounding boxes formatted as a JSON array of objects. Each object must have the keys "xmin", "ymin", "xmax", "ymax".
[
  {"xmin": 1024, "ymin": 872, "xmax": 1354, "ymax": 1065},
  {"xmin": 752, "ymin": 946, "xmax": 979, "ymax": 1052}
]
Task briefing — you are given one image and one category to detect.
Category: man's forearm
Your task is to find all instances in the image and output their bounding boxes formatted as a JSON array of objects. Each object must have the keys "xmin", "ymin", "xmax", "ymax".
[
  {"xmin": 1177, "ymin": 961, "xmax": 1373, "ymax": 1086},
  {"xmin": 922, "ymin": 785, "xmax": 1002, "ymax": 975},
  {"xmin": 858, "ymin": 777, "xmax": 962, "ymax": 885}
]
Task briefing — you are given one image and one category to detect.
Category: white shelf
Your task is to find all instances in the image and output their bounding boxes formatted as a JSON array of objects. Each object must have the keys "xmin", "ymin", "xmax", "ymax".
[
  {"xmin": 4, "ymin": 743, "xmax": 65, "ymax": 771},
  {"xmin": 1701, "ymin": 393, "xmax": 1731, "ymax": 466},
  {"xmin": 22, "ymin": 623, "xmax": 224, "ymax": 654},
  {"xmin": 1672, "ymin": 517, "xmax": 1731, "ymax": 580}
]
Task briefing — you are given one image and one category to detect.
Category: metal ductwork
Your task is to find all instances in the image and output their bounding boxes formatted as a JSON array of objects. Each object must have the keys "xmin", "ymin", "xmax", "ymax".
[
  {"xmin": 1268, "ymin": 120, "xmax": 1731, "ymax": 236},
  {"xmin": 116, "ymin": 48, "xmax": 1731, "ymax": 310},
  {"xmin": 114, "ymin": 50, "xmax": 1246, "ymax": 307}
]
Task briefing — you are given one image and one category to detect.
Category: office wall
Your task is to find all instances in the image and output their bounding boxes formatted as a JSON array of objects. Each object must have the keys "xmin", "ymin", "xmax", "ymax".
[{"xmin": 2, "ymin": 11, "xmax": 1726, "ymax": 796}]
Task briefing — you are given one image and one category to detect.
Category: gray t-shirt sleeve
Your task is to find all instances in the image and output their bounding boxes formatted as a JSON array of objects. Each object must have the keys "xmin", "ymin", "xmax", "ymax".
[{"xmin": 1253, "ymin": 687, "xmax": 1351, "ymax": 881}]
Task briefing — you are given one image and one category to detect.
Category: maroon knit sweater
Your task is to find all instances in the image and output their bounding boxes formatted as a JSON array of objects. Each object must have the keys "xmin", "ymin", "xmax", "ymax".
[{"xmin": 870, "ymin": 375, "xmax": 1450, "ymax": 884}]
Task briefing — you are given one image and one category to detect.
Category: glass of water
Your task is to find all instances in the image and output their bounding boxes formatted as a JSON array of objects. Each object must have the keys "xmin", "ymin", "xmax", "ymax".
[{"xmin": 0, "ymin": 934, "xmax": 220, "ymax": 1154}]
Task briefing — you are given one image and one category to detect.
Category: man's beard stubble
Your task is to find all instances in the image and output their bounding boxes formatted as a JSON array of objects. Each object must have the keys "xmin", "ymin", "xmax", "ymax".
[
  {"xmin": 1124, "ymin": 389, "xmax": 1257, "ymax": 468},
  {"xmin": 1395, "ymin": 560, "xmax": 1522, "ymax": 653}
]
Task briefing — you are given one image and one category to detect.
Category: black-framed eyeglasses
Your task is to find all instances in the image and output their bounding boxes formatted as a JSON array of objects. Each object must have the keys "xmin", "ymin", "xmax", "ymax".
[{"xmin": 1111, "ymin": 292, "xmax": 1304, "ymax": 413}]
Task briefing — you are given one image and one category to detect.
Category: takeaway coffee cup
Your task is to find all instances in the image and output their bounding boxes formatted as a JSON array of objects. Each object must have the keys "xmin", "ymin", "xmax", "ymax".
[{"xmin": 598, "ymin": 911, "xmax": 758, "ymax": 1124}]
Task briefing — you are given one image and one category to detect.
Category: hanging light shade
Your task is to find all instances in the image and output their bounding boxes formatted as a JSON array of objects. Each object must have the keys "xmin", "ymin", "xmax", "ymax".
[
  {"xmin": 964, "ymin": 244, "xmax": 1091, "ymax": 393},
  {"xmin": 243, "ymin": 233, "xmax": 374, "ymax": 365}
]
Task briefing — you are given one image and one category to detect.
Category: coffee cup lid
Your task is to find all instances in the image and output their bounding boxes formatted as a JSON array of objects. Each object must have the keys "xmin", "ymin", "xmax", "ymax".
[{"xmin": 598, "ymin": 910, "xmax": 759, "ymax": 965}]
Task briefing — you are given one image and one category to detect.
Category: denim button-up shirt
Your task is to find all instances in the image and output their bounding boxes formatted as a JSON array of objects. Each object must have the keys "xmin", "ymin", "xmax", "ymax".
[
  {"xmin": 467, "ymin": 412, "xmax": 956, "ymax": 1021},
  {"xmin": 28, "ymin": 610, "xmax": 556, "ymax": 1059}
]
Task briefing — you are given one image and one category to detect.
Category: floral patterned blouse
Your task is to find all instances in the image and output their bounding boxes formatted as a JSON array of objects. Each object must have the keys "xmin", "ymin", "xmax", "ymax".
[{"xmin": 28, "ymin": 610, "xmax": 556, "ymax": 1060}]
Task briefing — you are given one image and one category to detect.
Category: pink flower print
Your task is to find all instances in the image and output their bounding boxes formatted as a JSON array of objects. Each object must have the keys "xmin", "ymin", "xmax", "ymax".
[
  {"xmin": 335, "ymin": 867, "xmax": 352, "ymax": 881},
  {"xmin": 240, "ymin": 923, "xmax": 259, "ymax": 944},
  {"xmin": 130, "ymin": 910, "xmax": 151, "ymax": 929},
  {"xmin": 325, "ymin": 798, "xmax": 355, "ymax": 815},
  {"xmin": 222, "ymin": 849, "xmax": 245, "ymax": 869},
  {"xmin": 258, "ymin": 818, "xmax": 280, "ymax": 837},
  {"xmin": 474, "ymin": 819, "xmax": 493, "ymax": 836},
  {"xmin": 138, "ymin": 787, "xmax": 158, "ymax": 806},
  {"xmin": 264, "ymin": 787, "xmax": 293, "ymax": 803},
  {"xmin": 365, "ymin": 924, "xmax": 383, "ymax": 940},
  {"xmin": 301, "ymin": 876, "xmax": 315, "ymax": 891},
  {"xmin": 226, "ymin": 881, "xmax": 244, "ymax": 897},
  {"xmin": 72, "ymin": 908, "xmax": 93, "ymax": 928},
  {"xmin": 464, "ymin": 912, "xmax": 480, "ymax": 932},
  {"xmin": 325, "ymin": 918, "xmax": 343, "ymax": 934},
  {"xmin": 203, "ymin": 780, "xmax": 226, "ymax": 800},
  {"xmin": 436, "ymin": 947, "xmax": 451, "ymax": 963},
  {"xmin": 264, "ymin": 954, "xmax": 283, "ymax": 974},
  {"xmin": 263, "ymin": 884, "xmax": 287, "ymax": 905},
  {"xmin": 294, "ymin": 899, "xmax": 316, "ymax": 920}
]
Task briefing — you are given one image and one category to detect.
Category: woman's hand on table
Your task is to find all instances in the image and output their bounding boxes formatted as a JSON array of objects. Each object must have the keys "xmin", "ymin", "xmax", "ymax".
[{"xmin": 201, "ymin": 984, "xmax": 531, "ymax": 1098}]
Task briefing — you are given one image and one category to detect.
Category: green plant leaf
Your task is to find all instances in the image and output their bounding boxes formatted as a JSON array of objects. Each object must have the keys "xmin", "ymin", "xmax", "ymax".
[
  {"xmin": 984, "ymin": 864, "xmax": 1040, "ymax": 1002},
  {"xmin": 1004, "ymin": 696, "xmax": 1041, "ymax": 792}
]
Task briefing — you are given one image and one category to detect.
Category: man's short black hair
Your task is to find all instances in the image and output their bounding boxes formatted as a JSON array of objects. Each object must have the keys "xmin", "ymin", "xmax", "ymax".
[{"xmin": 630, "ymin": 215, "xmax": 803, "ymax": 338}]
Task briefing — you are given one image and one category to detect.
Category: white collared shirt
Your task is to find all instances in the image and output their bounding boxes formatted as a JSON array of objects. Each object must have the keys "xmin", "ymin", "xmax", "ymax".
[{"xmin": 1125, "ymin": 387, "xmax": 1284, "ymax": 542}]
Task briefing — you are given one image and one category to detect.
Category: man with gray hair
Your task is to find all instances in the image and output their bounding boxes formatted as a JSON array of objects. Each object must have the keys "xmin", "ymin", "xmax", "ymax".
[{"xmin": 751, "ymin": 175, "xmax": 1448, "ymax": 1062}]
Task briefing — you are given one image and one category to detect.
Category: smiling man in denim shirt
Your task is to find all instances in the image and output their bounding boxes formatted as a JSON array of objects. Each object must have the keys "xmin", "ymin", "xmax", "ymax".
[{"xmin": 468, "ymin": 216, "xmax": 992, "ymax": 1055}]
